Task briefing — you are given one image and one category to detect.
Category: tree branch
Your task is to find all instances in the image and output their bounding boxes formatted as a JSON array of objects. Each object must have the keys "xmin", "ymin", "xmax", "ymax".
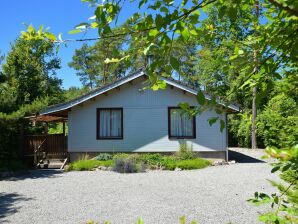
[{"xmin": 268, "ymin": 0, "xmax": 298, "ymax": 17}]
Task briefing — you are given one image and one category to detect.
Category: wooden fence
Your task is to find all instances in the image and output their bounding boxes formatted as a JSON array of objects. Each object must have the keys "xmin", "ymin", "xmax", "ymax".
[{"xmin": 23, "ymin": 134, "xmax": 68, "ymax": 158}]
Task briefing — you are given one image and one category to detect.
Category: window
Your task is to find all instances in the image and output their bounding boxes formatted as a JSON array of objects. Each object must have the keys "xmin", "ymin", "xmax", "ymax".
[
  {"xmin": 97, "ymin": 108, "xmax": 123, "ymax": 139},
  {"xmin": 168, "ymin": 107, "xmax": 196, "ymax": 139}
]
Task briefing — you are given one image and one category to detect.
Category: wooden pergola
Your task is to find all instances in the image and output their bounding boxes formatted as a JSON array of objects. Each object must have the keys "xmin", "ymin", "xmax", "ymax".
[
  {"xmin": 23, "ymin": 114, "xmax": 69, "ymax": 165},
  {"xmin": 25, "ymin": 114, "xmax": 68, "ymax": 136}
]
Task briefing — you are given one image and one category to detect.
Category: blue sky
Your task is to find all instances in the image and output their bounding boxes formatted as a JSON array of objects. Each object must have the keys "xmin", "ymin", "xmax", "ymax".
[{"xmin": 0, "ymin": 0, "xmax": 139, "ymax": 89}]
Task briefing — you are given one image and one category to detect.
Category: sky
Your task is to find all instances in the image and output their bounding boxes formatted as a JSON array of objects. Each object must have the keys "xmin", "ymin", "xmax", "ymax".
[{"xmin": 0, "ymin": 0, "xmax": 139, "ymax": 89}]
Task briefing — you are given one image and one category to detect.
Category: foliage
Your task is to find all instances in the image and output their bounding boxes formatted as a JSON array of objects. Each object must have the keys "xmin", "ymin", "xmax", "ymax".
[
  {"xmin": 248, "ymin": 146, "xmax": 298, "ymax": 223},
  {"xmin": 138, "ymin": 153, "xmax": 163, "ymax": 167},
  {"xmin": 0, "ymin": 36, "xmax": 64, "ymax": 169},
  {"xmin": 63, "ymin": 86, "xmax": 89, "ymax": 101},
  {"xmin": 257, "ymin": 94, "xmax": 298, "ymax": 148},
  {"xmin": 2, "ymin": 38, "xmax": 63, "ymax": 108},
  {"xmin": 0, "ymin": 156, "xmax": 27, "ymax": 172},
  {"xmin": 67, "ymin": 152, "xmax": 210, "ymax": 172},
  {"xmin": 0, "ymin": 97, "xmax": 49, "ymax": 169},
  {"xmin": 113, "ymin": 157, "xmax": 146, "ymax": 173},
  {"xmin": 160, "ymin": 156, "xmax": 210, "ymax": 170},
  {"xmin": 176, "ymin": 142, "xmax": 194, "ymax": 160},
  {"xmin": 112, "ymin": 153, "xmax": 129, "ymax": 160},
  {"xmin": 0, "ymin": 97, "xmax": 48, "ymax": 121},
  {"xmin": 93, "ymin": 153, "xmax": 113, "ymax": 161},
  {"xmin": 228, "ymin": 112, "xmax": 252, "ymax": 148},
  {"xmin": 67, "ymin": 157, "xmax": 113, "ymax": 171}
]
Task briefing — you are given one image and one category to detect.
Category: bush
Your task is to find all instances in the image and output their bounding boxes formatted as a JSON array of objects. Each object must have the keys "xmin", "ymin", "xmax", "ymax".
[
  {"xmin": 67, "ymin": 158, "xmax": 113, "ymax": 171},
  {"xmin": 113, "ymin": 158, "xmax": 146, "ymax": 173},
  {"xmin": 138, "ymin": 153, "xmax": 163, "ymax": 167},
  {"xmin": 0, "ymin": 160, "xmax": 27, "ymax": 172},
  {"xmin": 257, "ymin": 94, "xmax": 298, "ymax": 148},
  {"xmin": 176, "ymin": 142, "xmax": 194, "ymax": 160},
  {"xmin": 160, "ymin": 156, "xmax": 210, "ymax": 170},
  {"xmin": 160, "ymin": 156, "xmax": 178, "ymax": 170},
  {"xmin": 67, "ymin": 153, "xmax": 210, "ymax": 172},
  {"xmin": 93, "ymin": 153, "xmax": 113, "ymax": 161},
  {"xmin": 112, "ymin": 153, "xmax": 129, "ymax": 160},
  {"xmin": 175, "ymin": 158, "xmax": 211, "ymax": 170}
]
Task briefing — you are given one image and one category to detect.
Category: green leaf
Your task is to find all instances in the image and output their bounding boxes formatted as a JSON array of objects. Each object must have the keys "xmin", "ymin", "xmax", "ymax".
[
  {"xmin": 104, "ymin": 55, "xmax": 129, "ymax": 64},
  {"xmin": 44, "ymin": 33, "xmax": 56, "ymax": 41},
  {"xmin": 178, "ymin": 102, "xmax": 190, "ymax": 111},
  {"xmin": 281, "ymin": 163, "xmax": 291, "ymax": 172},
  {"xmin": 271, "ymin": 165, "xmax": 280, "ymax": 173},
  {"xmin": 75, "ymin": 22, "xmax": 89, "ymax": 29},
  {"xmin": 90, "ymin": 22, "xmax": 99, "ymax": 28},
  {"xmin": 155, "ymin": 14, "xmax": 164, "ymax": 30},
  {"xmin": 151, "ymin": 80, "xmax": 167, "ymax": 91},
  {"xmin": 143, "ymin": 43, "xmax": 157, "ymax": 55},
  {"xmin": 181, "ymin": 28, "xmax": 190, "ymax": 41},
  {"xmin": 220, "ymin": 119, "xmax": 225, "ymax": 132},
  {"xmin": 149, "ymin": 29, "xmax": 159, "ymax": 37},
  {"xmin": 208, "ymin": 117, "xmax": 218, "ymax": 126},
  {"xmin": 170, "ymin": 56, "xmax": 180, "ymax": 70},
  {"xmin": 68, "ymin": 29, "xmax": 82, "ymax": 34},
  {"xmin": 136, "ymin": 218, "xmax": 144, "ymax": 224},
  {"xmin": 273, "ymin": 196, "xmax": 279, "ymax": 204},
  {"xmin": 229, "ymin": 54, "xmax": 238, "ymax": 60},
  {"xmin": 196, "ymin": 90, "xmax": 205, "ymax": 105},
  {"xmin": 160, "ymin": 7, "xmax": 168, "ymax": 14},
  {"xmin": 179, "ymin": 216, "xmax": 186, "ymax": 224}
]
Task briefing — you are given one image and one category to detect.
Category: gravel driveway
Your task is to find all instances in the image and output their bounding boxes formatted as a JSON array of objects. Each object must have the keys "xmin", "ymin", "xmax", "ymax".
[{"xmin": 1, "ymin": 159, "xmax": 279, "ymax": 224}]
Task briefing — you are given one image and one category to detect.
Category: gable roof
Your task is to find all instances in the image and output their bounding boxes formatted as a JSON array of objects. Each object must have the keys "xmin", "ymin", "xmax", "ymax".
[{"xmin": 41, "ymin": 69, "xmax": 240, "ymax": 116}]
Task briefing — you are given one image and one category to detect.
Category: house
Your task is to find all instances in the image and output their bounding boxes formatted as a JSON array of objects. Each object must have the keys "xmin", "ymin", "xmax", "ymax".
[{"xmin": 34, "ymin": 70, "xmax": 240, "ymax": 162}]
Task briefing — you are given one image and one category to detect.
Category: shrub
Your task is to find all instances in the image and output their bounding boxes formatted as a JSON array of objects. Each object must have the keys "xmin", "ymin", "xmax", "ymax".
[
  {"xmin": 0, "ymin": 160, "xmax": 27, "ymax": 172},
  {"xmin": 257, "ymin": 94, "xmax": 298, "ymax": 148},
  {"xmin": 113, "ymin": 158, "xmax": 146, "ymax": 173},
  {"xmin": 112, "ymin": 153, "xmax": 129, "ymax": 160},
  {"xmin": 138, "ymin": 153, "xmax": 163, "ymax": 167},
  {"xmin": 160, "ymin": 156, "xmax": 210, "ymax": 170},
  {"xmin": 67, "ymin": 158, "xmax": 113, "ymax": 171},
  {"xmin": 160, "ymin": 156, "xmax": 178, "ymax": 170},
  {"xmin": 175, "ymin": 158, "xmax": 211, "ymax": 170},
  {"xmin": 176, "ymin": 142, "xmax": 194, "ymax": 160},
  {"xmin": 93, "ymin": 153, "xmax": 113, "ymax": 161}
]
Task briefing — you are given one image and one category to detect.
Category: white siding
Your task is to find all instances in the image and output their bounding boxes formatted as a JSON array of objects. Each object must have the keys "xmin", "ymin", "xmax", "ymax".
[{"xmin": 68, "ymin": 77, "xmax": 227, "ymax": 152}]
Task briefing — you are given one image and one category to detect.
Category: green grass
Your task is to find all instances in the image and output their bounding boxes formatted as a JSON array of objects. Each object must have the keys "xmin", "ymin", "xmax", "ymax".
[
  {"xmin": 174, "ymin": 158, "xmax": 211, "ymax": 170},
  {"xmin": 160, "ymin": 157, "xmax": 211, "ymax": 170},
  {"xmin": 67, "ymin": 159, "xmax": 114, "ymax": 171}
]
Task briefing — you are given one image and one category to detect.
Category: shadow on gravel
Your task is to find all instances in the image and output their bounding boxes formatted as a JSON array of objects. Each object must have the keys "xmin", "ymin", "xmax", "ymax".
[
  {"xmin": 228, "ymin": 150, "xmax": 265, "ymax": 163},
  {"xmin": 0, "ymin": 193, "xmax": 33, "ymax": 222},
  {"xmin": 1, "ymin": 169, "xmax": 64, "ymax": 181}
]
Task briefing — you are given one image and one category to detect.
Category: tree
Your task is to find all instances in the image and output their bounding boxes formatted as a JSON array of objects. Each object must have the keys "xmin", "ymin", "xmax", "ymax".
[
  {"xmin": 68, "ymin": 44, "xmax": 98, "ymax": 89},
  {"xmin": 2, "ymin": 38, "xmax": 63, "ymax": 109},
  {"xmin": 258, "ymin": 93, "xmax": 298, "ymax": 148},
  {"xmin": 69, "ymin": 28, "xmax": 129, "ymax": 89},
  {"xmin": 63, "ymin": 86, "xmax": 89, "ymax": 101}
]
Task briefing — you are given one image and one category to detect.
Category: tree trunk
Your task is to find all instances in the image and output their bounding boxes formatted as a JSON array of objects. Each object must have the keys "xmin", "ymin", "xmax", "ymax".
[
  {"xmin": 252, "ymin": 86, "xmax": 257, "ymax": 149},
  {"xmin": 251, "ymin": 0, "xmax": 259, "ymax": 149}
]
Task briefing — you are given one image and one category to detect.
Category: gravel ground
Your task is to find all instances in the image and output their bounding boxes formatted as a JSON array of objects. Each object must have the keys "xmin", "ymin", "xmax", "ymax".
[{"xmin": 0, "ymin": 160, "xmax": 279, "ymax": 224}]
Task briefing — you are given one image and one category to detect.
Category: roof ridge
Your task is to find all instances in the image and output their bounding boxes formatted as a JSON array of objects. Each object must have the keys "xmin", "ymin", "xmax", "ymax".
[{"xmin": 45, "ymin": 68, "xmax": 145, "ymax": 111}]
